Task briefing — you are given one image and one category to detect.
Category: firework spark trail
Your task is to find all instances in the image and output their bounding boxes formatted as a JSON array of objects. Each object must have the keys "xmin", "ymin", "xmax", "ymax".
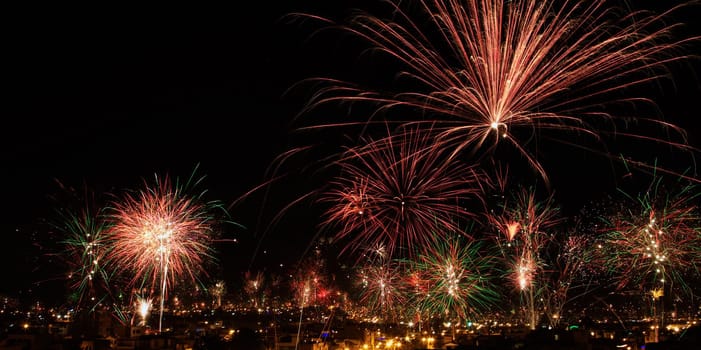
[
  {"xmin": 106, "ymin": 174, "xmax": 221, "ymax": 332},
  {"xmin": 409, "ymin": 234, "xmax": 499, "ymax": 321},
  {"xmin": 321, "ymin": 128, "xmax": 483, "ymax": 258},
  {"xmin": 288, "ymin": 258, "xmax": 329, "ymax": 350},
  {"xmin": 489, "ymin": 188, "xmax": 560, "ymax": 329},
  {"xmin": 302, "ymin": 0, "xmax": 697, "ymax": 183},
  {"xmin": 295, "ymin": 280, "xmax": 310, "ymax": 350}
]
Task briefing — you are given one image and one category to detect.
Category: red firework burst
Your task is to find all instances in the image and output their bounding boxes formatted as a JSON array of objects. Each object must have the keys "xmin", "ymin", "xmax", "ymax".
[{"xmin": 321, "ymin": 129, "xmax": 483, "ymax": 258}]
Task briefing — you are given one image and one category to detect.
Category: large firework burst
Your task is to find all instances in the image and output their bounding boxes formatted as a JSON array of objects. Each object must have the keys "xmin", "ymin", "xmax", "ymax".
[
  {"xmin": 305, "ymin": 0, "xmax": 695, "ymax": 182},
  {"xmin": 321, "ymin": 129, "xmax": 482, "ymax": 258},
  {"xmin": 106, "ymin": 173, "xmax": 223, "ymax": 331}
]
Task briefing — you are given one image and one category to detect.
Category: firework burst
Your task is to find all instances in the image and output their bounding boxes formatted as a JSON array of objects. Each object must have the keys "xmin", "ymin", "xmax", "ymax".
[
  {"xmin": 211, "ymin": 280, "xmax": 225, "ymax": 308},
  {"xmin": 244, "ymin": 271, "xmax": 264, "ymax": 308},
  {"xmin": 50, "ymin": 182, "xmax": 119, "ymax": 315},
  {"xmin": 599, "ymin": 173, "xmax": 700, "ymax": 339},
  {"xmin": 356, "ymin": 260, "xmax": 407, "ymax": 322},
  {"xmin": 304, "ymin": 0, "xmax": 696, "ymax": 182},
  {"xmin": 409, "ymin": 233, "xmax": 499, "ymax": 321},
  {"xmin": 489, "ymin": 188, "xmax": 560, "ymax": 329},
  {"xmin": 58, "ymin": 205, "xmax": 113, "ymax": 311},
  {"xmin": 135, "ymin": 295, "xmax": 152, "ymax": 326},
  {"xmin": 106, "ymin": 173, "xmax": 222, "ymax": 331},
  {"xmin": 601, "ymin": 175, "xmax": 701, "ymax": 294},
  {"xmin": 321, "ymin": 129, "xmax": 482, "ymax": 258},
  {"xmin": 541, "ymin": 234, "xmax": 598, "ymax": 327},
  {"xmin": 290, "ymin": 252, "xmax": 332, "ymax": 309}
]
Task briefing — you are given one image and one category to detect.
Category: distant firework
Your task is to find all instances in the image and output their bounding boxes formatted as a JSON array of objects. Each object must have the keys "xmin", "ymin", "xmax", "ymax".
[
  {"xmin": 489, "ymin": 188, "xmax": 560, "ymax": 329},
  {"xmin": 290, "ymin": 254, "xmax": 331, "ymax": 307},
  {"xmin": 602, "ymin": 175, "xmax": 701, "ymax": 294},
  {"xmin": 210, "ymin": 280, "xmax": 225, "ymax": 308},
  {"xmin": 490, "ymin": 189, "xmax": 560, "ymax": 284},
  {"xmin": 244, "ymin": 270, "xmax": 264, "ymax": 308},
  {"xmin": 541, "ymin": 233, "xmax": 598, "ymax": 327},
  {"xmin": 356, "ymin": 260, "xmax": 407, "ymax": 321},
  {"xmin": 57, "ymin": 206, "xmax": 112, "ymax": 311},
  {"xmin": 305, "ymin": 0, "xmax": 696, "ymax": 182},
  {"xmin": 135, "ymin": 295, "xmax": 152, "ymax": 326},
  {"xmin": 410, "ymin": 233, "xmax": 499, "ymax": 319},
  {"xmin": 322, "ymin": 129, "xmax": 482, "ymax": 258}
]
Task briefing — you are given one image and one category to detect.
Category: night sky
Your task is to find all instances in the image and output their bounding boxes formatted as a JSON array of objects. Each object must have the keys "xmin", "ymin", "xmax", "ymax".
[{"xmin": 2, "ymin": 1, "xmax": 700, "ymax": 301}]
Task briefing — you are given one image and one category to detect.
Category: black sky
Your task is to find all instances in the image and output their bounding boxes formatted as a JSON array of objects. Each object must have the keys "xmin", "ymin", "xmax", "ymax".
[
  {"xmin": 2, "ymin": 1, "xmax": 700, "ymax": 300},
  {"xmin": 1, "ymin": 1, "xmax": 375, "ymax": 298}
]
